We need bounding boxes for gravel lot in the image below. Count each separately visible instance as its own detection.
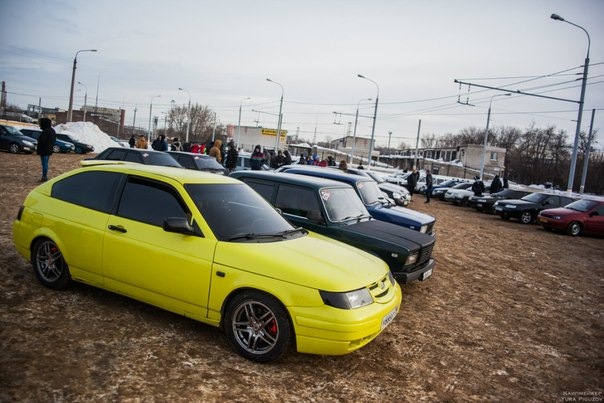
[1,152,602,402]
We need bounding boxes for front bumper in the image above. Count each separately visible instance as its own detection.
[393,258,435,284]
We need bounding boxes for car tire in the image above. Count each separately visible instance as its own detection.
[75,146,83,154]
[566,221,582,236]
[52,144,61,153]
[500,212,510,220]
[32,238,72,289]
[520,211,533,224]
[9,143,20,153]
[224,291,292,363]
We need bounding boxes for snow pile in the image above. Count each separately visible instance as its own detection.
[53,122,125,154]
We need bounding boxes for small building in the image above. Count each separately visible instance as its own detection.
[230,125,287,152]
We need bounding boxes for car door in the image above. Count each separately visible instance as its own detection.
[585,203,604,234]
[102,175,214,320]
[274,184,328,235]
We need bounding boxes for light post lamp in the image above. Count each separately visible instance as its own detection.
[178,87,191,143]
[357,74,379,166]
[77,81,88,122]
[237,97,251,148]
[350,98,372,164]
[551,13,590,193]
[67,49,97,122]
[148,94,161,143]
[266,78,284,151]
[480,93,510,179]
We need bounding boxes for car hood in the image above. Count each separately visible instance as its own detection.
[370,204,434,225]
[539,207,576,217]
[214,232,389,292]
[378,182,406,194]
[499,199,535,207]
[341,220,434,250]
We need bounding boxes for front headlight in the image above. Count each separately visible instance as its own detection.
[420,225,428,233]
[404,252,419,266]
[551,215,562,220]
[23,141,34,147]
[505,204,517,209]
[320,288,373,309]
[392,192,401,199]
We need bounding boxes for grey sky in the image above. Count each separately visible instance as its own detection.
[1,0,603,148]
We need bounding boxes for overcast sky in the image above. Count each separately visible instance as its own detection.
[1,0,603,148]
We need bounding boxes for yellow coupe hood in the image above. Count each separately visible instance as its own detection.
[214,232,388,292]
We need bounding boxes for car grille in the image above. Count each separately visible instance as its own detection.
[418,242,434,266]
[367,274,395,302]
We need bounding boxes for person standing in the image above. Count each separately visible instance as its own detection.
[225,141,239,172]
[135,135,148,149]
[424,169,433,203]
[471,176,485,196]
[250,145,265,170]
[37,118,56,182]
[490,175,503,194]
[128,135,136,148]
[209,139,222,163]
[406,169,418,197]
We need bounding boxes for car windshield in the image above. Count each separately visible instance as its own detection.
[142,153,182,168]
[365,171,384,183]
[522,193,549,203]
[451,182,469,189]
[356,180,387,205]
[564,199,599,212]
[493,189,523,198]
[320,187,370,222]
[4,125,24,135]
[185,183,298,241]
[194,156,224,170]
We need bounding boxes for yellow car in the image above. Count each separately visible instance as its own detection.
[13,163,401,362]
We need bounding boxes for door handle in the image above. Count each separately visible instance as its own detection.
[108,225,127,233]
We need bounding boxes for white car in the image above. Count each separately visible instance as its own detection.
[444,185,487,206]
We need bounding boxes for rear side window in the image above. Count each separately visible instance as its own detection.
[117,177,188,227]
[52,171,123,213]
[275,185,322,221]
[241,179,275,202]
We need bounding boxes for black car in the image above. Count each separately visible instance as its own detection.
[89,147,182,167]
[0,124,37,153]
[231,170,435,283]
[19,128,76,153]
[167,151,228,174]
[494,192,578,224]
[55,133,95,154]
[468,188,534,213]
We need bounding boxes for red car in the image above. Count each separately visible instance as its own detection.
[537,197,604,236]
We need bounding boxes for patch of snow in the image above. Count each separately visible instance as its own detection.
[53,122,127,154]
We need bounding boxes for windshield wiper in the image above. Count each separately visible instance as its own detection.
[340,213,368,223]
[228,228,306,242]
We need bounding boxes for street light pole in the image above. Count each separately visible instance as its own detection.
[67,49,97,122]
[237,97,251,149]
[178,87,191,143]
[148,94,161,144]
[551,13,591,193]
[77,81,88,122]
[480,93,510,179]
[351,98,372,164]
[357,74,379,166]
[266,78,284,151]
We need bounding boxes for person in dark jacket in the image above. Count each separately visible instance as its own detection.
[128,135,136,148]
[490,175,503,194]
[225,141,239,172]
[424,169,433,203]
[406,168,418,196]
[250,145,265,170]
[471,176,485,196]
[283,150,292,165]
[37,117,56,182]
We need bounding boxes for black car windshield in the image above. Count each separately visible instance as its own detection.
[356,180,386,205]
[565,199,598,212]
[522,193,549,203]
[4,125,24,135]
[185,183,298,241]
[194,156,225,170]
[320,187,370,222]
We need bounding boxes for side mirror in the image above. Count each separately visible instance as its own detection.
[163,217,197,235]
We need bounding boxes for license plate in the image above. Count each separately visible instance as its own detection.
[422,268,433,281]
[381,307,398,329]
[538,217,548,223]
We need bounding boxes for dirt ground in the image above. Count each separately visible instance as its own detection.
[0,152,602,402]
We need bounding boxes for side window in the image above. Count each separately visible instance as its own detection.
[275,185,322,221]
[52,171,123,213]
[243,180,275,202]
[546,196,559,207]
[178,156,196,170]
[124,150,142,163]
[105,149,128,161]
[117,177,188,227]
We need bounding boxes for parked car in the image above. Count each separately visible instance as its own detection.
[89,147,182,168]
[55,133,95,154]
[110,135,130,147]
[0,124,37,154]
[444,183,489,206]
[168,151,228,174]
[347,168,411,206]
[428,180,471,200]
[19,128,75,153]
[231,170,436,283]
[537,197,604,236]
[385,171,417,186]
[12,163,401,362]
[278,165,436,235]
[494,192,577,224]
[467,188,534,213]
